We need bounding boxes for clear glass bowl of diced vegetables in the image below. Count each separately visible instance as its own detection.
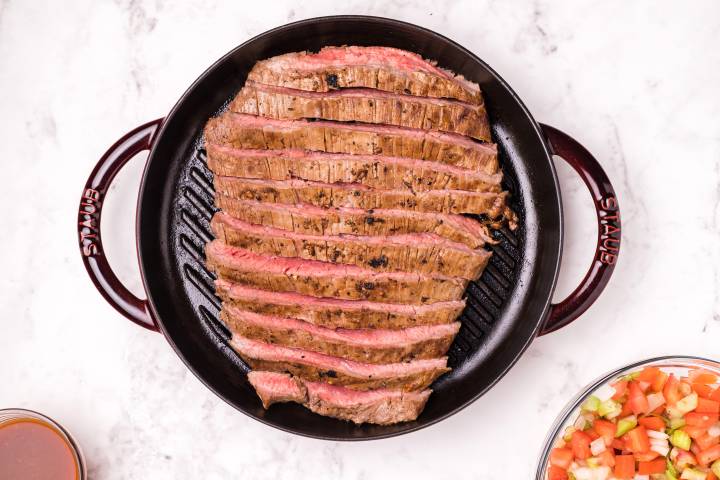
[537,356,720,480]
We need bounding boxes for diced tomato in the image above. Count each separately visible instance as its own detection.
[634,451,660,462]
[709,472,719,480]
[599,449,616,467]
[626,426,650,453]
[620,399,634,417]
[684,425,709,439]
[652,371,669,392]
[664,374,683,406]
[612,380,629,400]
[692,441,702,457]
[676,450,697,468]
[638,366,661,383]
[637,458,666,474]
[571,430,592,460]
[686,412,720,428]
[614,454,635,479]
[547,465,567,480]
[638,416,665,431]
[628,381,649,415]
[550,448,574,469]
[594,419,617,446]
[694,382,716,399]
[586,429,600,441]
[689,369,718,384]
[711,386,720,402]
[696,433,720,451]
[697,444,720,467]
[697,397,720,414]
[612,438,626,451]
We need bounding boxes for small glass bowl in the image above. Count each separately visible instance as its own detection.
[0,408,87,480]
[535,355,720,479]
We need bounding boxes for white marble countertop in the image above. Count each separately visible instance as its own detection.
[2,1,719,478]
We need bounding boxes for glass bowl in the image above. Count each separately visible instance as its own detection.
[535,355,720,479]
[0,408,87,480]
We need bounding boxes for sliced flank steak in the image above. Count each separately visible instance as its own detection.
[247,45,483,105]
[213,176,508,217]
[215,279,465,330]
[222,306,460,364]
[204,113,498,173]
[210,212,490,279]
[215,197,495,249]
[206,145,501,193]
[230,81,491,141]
[247,371,431,425]
[231,335,449,391]
[206,240,467,304]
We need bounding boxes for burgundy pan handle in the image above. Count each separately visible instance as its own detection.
[77,119,164,332]
[538,124,621,335]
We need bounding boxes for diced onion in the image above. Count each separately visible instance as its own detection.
[633,475,649,480]
[650,443,670,457]
[594,384,616,402]
[646,392,666,412]
[590,437,606,455]
[647,429,669,440]
[709,422,720,437]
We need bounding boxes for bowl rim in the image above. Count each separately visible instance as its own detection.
[535,354,720,479]
[0,408,87,479]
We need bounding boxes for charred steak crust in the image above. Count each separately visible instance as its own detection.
[215,280,465,330]
[230,81,491,141]
[221,307,460,364]
[206,144,502,193]
[232,336,449,391]
[246,46,483,105]
[206,241,468,304]
[214,197,495,249]
[210,212,491,280]
[213,176,509,217]
[247,371,431,425]
[204,113,499,174]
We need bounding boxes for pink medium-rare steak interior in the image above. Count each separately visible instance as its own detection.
[224,305,461,347]
[206,145,502,187]
[215,279,465,315]
[212,211,482,255]
[253,46,469,83]
[231,336,448,379]
[212,113,497,156]
[206,240,457,282]
[305,377,430,407]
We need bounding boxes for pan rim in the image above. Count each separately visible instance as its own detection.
[136,14,563,440]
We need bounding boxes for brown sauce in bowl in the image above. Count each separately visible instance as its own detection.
[0,418,78,480]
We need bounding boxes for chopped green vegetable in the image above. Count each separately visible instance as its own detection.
[563,426,576,442]
[581,395,601,413]
[680,468,708,480]
[666,458,678,477]
[586,457,600,468]
[620,371,640,381]
[615,415,638,438]
[712,460,720,478]
[668,418,686,431]
[598,399,622,419]
[670,429,691,450]
[675,392,698,415]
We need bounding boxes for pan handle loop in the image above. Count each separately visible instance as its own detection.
[77,119,164,332]
[538,124,621,335]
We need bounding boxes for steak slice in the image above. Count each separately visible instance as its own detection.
[222,306,460,363]
[247,45,482,105]
[230,81,491,141]
[214,176,508,217]
[215,197,495,249]
[247,371,431,425]
[204,113,498,173]
[211,212,491,279]
[231,335,449,391]
[206,145,501,193]
[206,240,467,304]
[215,279,465,330]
